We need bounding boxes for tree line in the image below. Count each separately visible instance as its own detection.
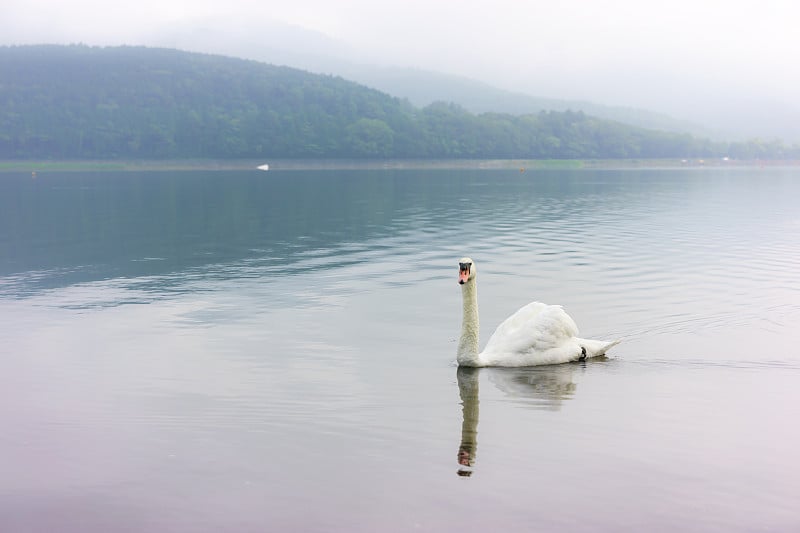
[1,45,798,160]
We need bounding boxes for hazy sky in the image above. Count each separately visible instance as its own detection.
[2,0,799,121]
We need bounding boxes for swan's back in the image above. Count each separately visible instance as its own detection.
[480,302,582,366]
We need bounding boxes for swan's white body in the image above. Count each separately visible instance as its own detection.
[457,257,619,367]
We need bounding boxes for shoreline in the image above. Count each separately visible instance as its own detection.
[1,158,798,172]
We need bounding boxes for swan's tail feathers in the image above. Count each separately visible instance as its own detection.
[578,338,621,358]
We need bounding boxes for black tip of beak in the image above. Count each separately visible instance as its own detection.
[459,280,465,285]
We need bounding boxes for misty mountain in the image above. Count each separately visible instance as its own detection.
[146,19,709,136]
[7,45,774,161]
[145,17,800,143]
[334,66,712,136]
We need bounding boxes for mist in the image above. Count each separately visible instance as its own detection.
[3,0,799,141]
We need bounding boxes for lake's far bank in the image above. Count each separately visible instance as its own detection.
[1,158,798,173]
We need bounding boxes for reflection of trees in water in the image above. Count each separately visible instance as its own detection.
[2,169,617,293]
[456,359,606,477]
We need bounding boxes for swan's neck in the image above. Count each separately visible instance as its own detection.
[458,279,481,366]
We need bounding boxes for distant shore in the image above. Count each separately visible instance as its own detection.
[1,158,798,173]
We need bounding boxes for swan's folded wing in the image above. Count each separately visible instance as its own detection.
[482,302,579,356]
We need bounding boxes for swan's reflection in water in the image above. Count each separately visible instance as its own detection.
[456,359,607,477]
[456,367,480,476]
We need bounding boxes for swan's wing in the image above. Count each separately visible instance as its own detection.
[482,302,579,357]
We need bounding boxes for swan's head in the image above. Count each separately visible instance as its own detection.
[458,257,476,285]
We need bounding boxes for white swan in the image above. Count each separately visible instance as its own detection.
[457,257,619,367]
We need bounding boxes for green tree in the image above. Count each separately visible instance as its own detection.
[345,118,394,157]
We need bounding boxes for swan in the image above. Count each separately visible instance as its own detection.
[457,257,619,367]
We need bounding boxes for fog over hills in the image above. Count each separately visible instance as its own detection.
[13,45,762,161]
[3,1,800,142]
[137,17,709,136]
[143,17,800,143]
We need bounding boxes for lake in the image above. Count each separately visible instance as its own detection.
[1,167,799,532]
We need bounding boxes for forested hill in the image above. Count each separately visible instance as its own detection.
[0,45,795,160]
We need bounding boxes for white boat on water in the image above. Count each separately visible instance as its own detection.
[257,164,270,171]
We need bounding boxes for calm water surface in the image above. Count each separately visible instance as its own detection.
[1,168,799,532]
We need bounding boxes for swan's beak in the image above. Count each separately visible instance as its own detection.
[458,261,472,284]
